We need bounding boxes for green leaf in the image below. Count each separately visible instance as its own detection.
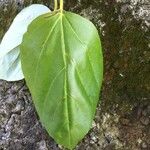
[20,11,103,149]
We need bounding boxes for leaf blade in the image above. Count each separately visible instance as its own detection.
[21,11,103,149]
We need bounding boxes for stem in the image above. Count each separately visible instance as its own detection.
[54,0,58,11]
[60,0,63,11]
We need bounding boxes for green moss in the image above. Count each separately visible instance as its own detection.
[73,0,150,114]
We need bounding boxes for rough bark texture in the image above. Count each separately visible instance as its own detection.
[0,0,150,150]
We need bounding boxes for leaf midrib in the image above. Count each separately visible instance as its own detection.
[60,14,71,147]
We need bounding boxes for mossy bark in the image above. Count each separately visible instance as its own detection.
[0,0,150,150]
